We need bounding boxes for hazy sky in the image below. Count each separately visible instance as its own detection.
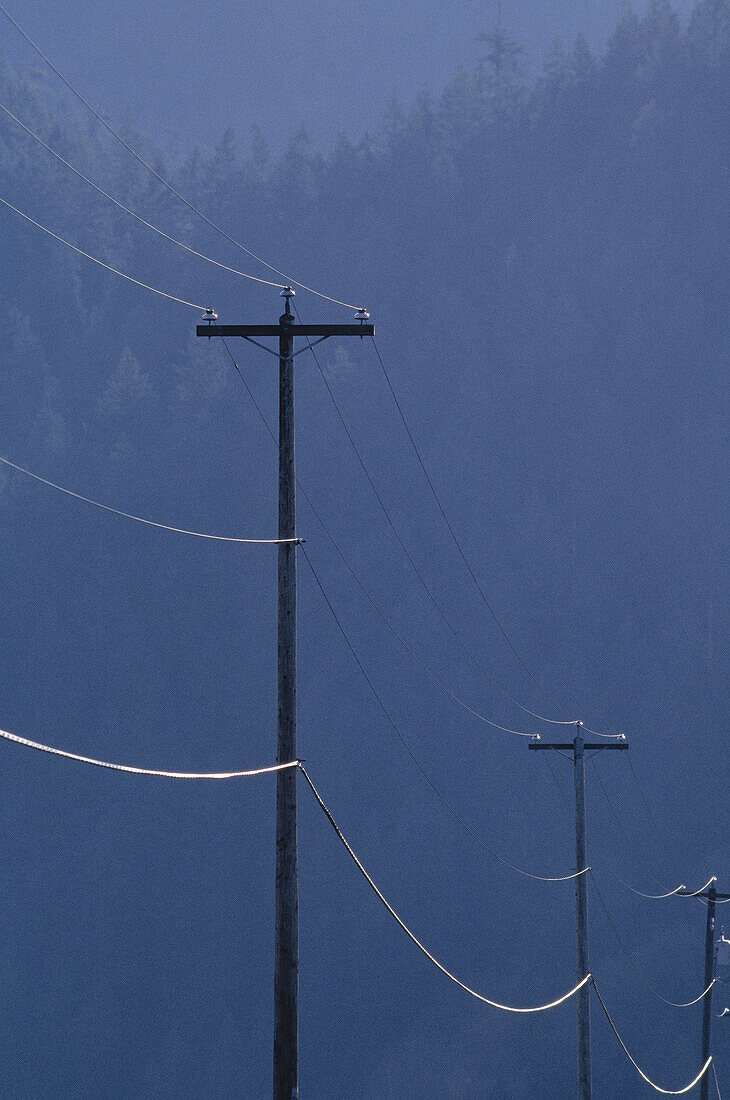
[6,0,697,152]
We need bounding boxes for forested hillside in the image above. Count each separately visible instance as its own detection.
[0,2,727,1096]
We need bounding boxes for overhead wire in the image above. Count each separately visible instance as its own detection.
[0,101,286,289]
[587,755,683,900]
[292,305,573,729]
[370,338,628,743]
[592,980,713,1095]
[0,194,208,311]
[302,545,587,882]
[0,725,296,779]
[219,338,537,737]
[608,876,687,901]
[713,1063,723,1100]
[299,763,592,1010]
[0,2,362,312]
[588,869,714,1010]
[369,336,572,718]
[220,338,585,883]
[682,877,718,898]
[0,456,299,543]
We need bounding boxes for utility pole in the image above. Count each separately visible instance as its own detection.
[530,721,628,1100]
[197,290,374,1100]
[677,880,730,1100]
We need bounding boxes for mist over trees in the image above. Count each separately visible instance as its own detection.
[0,1,727,1095]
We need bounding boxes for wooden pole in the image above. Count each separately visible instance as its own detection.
[699,885,716,1100]
[274,292,298,1100]
[574,726,592,1100]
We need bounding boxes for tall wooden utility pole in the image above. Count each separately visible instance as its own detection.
[677,880,729,1100]
[530,722,628,1100]
[197,290,374,1100]
[275,294,297,1100]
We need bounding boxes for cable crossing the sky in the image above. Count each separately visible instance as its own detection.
[299,764,592,1010]
[370,336,570,717]
[592,980,713,1094]
[588,869,717,1011]
[0,1,364,313]
[219,339,541,738]
[220,336,595,881]
[0,101,286,290]
[0,725,297,779]
[0,194,209,311]
[0,456,300,543]
[370,337,629,743]
[291,306,575,730]
[302,545,590,883]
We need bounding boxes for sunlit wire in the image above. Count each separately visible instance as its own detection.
[0,725,296,779]
[0,101,286,289]
[592,980,713,1094]
[0,194,208,310]
[300,763,592,1009]
[0,1,363,311]
[0,456,297,543]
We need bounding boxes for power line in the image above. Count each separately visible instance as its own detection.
[0,1,363,312]
[683,877,719,899]
[292,306,573,729]
[299,763,592,1010]
[0,725,297,779]
[219,338,542,738]
[588,756,682,899]
[0,193,208,311]
[221,336,593,882]
[369,335,572,718]
[592,980,713,1095]
[713,1062,723,1100]
[302,545,586,882]
[370,338,629,744]
[0,455,299,543]
[608,876,687,901]
[0,101,286,290]
[589,869,714,1011]
[220,339,590,881]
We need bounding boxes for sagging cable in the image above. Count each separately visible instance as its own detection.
[0,195,210,311]
[592,980,713,1095]
[0,102,285,289]
[299,764,591,1012]
[609,872,687,900]
[0,726,297,779]
[0,456,299,543]
[0,2,363,313]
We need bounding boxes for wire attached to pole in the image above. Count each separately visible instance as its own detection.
[293,307,572,728]
[592,980,713,1095]
[0,101,286,289]
[0,194,210,311]
[0,1,363,312]
[219,339,584,883]
[299,763,591,1011]
[0,725,296,779]
[0,456,299,543]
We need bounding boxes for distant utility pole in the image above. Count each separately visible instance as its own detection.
[677,880,730,1100]
[197,290,374,1100]
[530,722,628,1100]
